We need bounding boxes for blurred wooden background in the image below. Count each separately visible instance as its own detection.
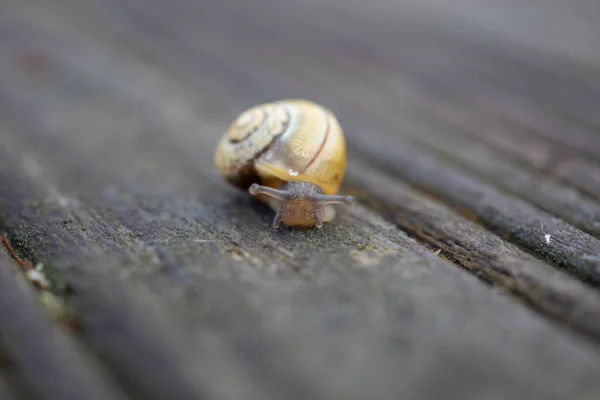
[1,0,600,399]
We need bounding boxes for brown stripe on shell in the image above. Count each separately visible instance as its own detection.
[305,109,331,170]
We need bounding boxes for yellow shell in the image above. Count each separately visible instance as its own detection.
[214,99,347,195]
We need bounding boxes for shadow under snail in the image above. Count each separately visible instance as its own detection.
[214,99,354,228]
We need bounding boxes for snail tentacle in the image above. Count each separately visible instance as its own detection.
[249,183,289,200]
[314,210,323,228]
[272,208,284,228]
[312,194,355,206]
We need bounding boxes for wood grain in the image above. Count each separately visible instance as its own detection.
[346,160,600,340]
[1,0,600,399]
[0,374,17,400]
[0,256,128,400]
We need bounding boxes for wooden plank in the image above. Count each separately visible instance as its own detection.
[313,0,600,68]
[346,160,600,340]
[0,374,17,400]
[3,0,596,282]
[341,45,600,203]
[3,161,600,400]
[64,256,237,400]
[192,0,600,140]
[1,348,40,400]
[0,365,39,400]
[0,255,129,400]
[403,88,600,202]
[1,1,600,399]
[349,136,600,285]
[338,8,600,137]
[393,108,600,238]
[64,250,600,400]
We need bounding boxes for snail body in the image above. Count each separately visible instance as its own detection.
[214,99,354,228]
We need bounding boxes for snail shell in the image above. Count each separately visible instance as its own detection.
[214,99,354,228]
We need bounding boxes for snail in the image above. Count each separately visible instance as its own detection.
[214,99,354,228]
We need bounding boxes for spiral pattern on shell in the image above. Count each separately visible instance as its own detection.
[214,102,290,186]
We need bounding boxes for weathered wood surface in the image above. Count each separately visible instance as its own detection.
[0,255,128,400]
[1,0,600,399]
